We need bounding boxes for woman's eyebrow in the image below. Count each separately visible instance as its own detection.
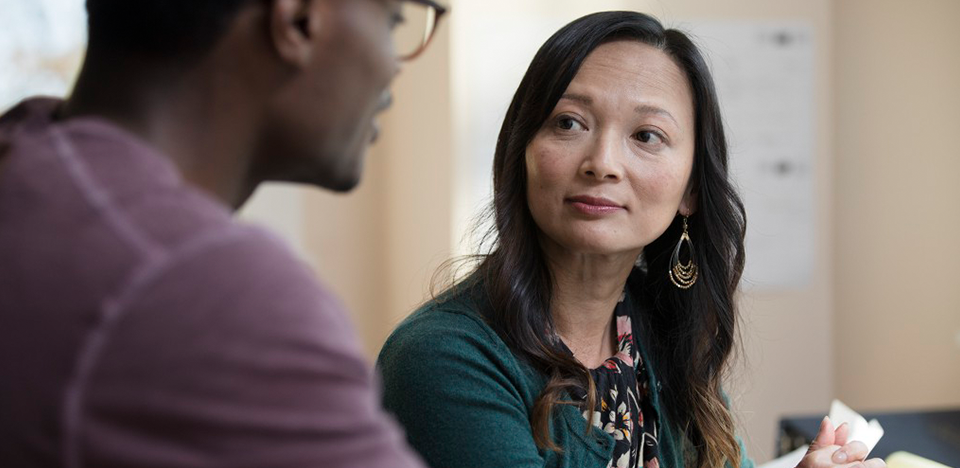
[635,104,679,127]
[559,93,593,105]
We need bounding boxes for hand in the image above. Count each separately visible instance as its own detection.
[796,416,885,468]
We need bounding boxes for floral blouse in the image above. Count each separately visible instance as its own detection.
[563,298,660,468]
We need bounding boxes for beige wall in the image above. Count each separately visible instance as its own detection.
[834,0,960,411]
[300,20,455,359]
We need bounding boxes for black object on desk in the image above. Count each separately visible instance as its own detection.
[778,408,960,467]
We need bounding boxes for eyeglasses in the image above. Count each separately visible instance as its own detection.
[390,0,447,61]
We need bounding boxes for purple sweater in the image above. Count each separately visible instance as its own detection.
[0,98,424,468]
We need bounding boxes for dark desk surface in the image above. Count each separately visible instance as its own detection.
[778,408,960,467]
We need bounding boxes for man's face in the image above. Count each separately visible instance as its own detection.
[258,0,401,191]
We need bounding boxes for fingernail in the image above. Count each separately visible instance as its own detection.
[833,450,848,463]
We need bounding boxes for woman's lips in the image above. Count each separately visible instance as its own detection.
[566,196,625,215]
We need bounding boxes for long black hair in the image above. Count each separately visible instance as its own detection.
[446,11,746,468]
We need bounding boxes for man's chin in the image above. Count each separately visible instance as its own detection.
[323,172,362,192]
[323,155,365,192]
[279,161,362,193]
[286,135,369,192]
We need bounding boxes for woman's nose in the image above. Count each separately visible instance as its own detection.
[580,133,624,181]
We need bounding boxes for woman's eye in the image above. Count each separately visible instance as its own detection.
[556,117,583,131]
[636,130,664,145]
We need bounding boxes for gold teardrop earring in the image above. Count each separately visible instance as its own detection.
[669,216,698,289]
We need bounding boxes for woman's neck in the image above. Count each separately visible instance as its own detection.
[543,240,640,368]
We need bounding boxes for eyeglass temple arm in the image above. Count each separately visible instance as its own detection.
[409,0,447,16]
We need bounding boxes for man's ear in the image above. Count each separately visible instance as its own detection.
[267,0,320,67]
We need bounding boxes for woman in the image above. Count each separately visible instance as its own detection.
[378,11,881,468]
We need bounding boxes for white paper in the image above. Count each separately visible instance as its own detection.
[828,399,885,456]
[762,400,884,468]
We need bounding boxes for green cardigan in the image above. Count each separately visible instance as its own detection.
[377,286,754,468]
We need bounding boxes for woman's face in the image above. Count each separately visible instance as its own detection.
[525,40,697,258]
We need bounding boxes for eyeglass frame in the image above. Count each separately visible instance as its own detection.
[395,0,448,61]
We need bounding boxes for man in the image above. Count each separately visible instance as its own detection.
[0,0,444,466]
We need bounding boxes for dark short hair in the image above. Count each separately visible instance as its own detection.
[85,0,253,59]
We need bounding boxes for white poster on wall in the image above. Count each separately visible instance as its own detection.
[684,21,817,290]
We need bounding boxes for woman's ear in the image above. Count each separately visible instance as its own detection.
[679,182,698,216]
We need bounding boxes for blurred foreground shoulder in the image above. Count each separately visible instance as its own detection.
[78,225,424,468]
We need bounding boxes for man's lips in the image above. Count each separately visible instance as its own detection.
[370,120,380,143]
[377,90,394,113]
[370,90,393,143]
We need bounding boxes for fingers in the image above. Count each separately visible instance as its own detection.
[831,440,867,464]
[809,416,836,451]
[833,422,850,448]
[798,450,885,468]
[842,458,886,468]
[799,434,884,468]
